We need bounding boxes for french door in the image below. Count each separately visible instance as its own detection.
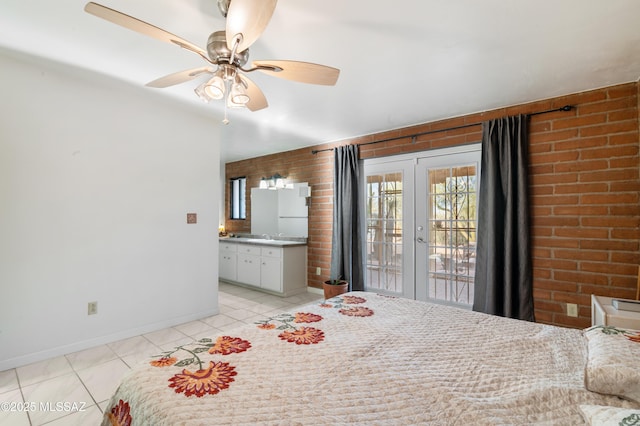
[362,159,415,299]
[362,145,481,307]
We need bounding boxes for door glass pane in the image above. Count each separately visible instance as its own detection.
[427,165,477,305]
[365,172,403,293]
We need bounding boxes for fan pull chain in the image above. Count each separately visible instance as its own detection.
[223,107,229,125]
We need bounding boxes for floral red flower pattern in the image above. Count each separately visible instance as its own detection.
[626,333,640,343]
[319,303,333,308]
[208,336,252,355]
[339,306,374,317]
[294,312,323,323]
[278,327,325,345]
[342,296,366,304]
[257,323,276,330]
[106,399,132,426]
[168,361,237,397]
[149,357,177,367]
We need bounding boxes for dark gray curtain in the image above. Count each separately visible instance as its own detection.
[473,115,534,321]
[330,145,364,291]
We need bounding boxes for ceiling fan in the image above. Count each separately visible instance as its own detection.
[84,0,340,122]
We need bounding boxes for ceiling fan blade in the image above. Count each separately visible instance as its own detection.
[146,67,214,88]
[84,2,208,61]
[226,0,277,53]
[239,74,268,111]
[252,60,340,86]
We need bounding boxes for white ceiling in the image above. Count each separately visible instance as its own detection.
[2,0,640,162]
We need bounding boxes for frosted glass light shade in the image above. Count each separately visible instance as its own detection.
[204,76,225,99]
[230,82,250,104]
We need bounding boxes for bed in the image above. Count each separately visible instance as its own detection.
[102,292,640,425]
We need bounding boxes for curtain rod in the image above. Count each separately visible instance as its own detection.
[311,105,573,155]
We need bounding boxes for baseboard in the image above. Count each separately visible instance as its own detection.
[0,307,219,371]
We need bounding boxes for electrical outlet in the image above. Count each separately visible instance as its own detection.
[88,301,98,315]
[567,303,578,317]
[316,267,321,276]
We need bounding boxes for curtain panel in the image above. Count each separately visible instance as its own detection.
[330,145,364,291]
[473,115,535,321]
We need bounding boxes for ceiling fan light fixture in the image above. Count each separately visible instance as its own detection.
[194,82,212,102]
[83,1,338,119]
[230,82,250,105]
[204,76,225,100]
[226,95,245,109]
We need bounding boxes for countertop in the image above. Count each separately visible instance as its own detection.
[219,237,307,247]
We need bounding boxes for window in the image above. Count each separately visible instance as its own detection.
[230,177,246,219]
[427,165,478,305]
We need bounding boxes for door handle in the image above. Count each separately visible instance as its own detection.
[416,237,426,243]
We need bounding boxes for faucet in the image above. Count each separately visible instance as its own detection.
[262,233,272,240]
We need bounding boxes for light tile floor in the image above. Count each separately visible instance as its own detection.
[0,282,323,426]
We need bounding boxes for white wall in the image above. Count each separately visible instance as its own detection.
[0,49,221,370]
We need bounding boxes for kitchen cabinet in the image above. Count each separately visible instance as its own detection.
[236,244,261,286]
[260,253,282,292]
[219,241,238,281]
[219,240,307,297]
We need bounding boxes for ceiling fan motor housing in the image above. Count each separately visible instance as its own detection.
[207,30,248,67]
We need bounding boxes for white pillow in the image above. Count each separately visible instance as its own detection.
[579,404,640,426]
[584,325,640,403]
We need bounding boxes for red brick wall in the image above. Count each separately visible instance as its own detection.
[225,82,640,328]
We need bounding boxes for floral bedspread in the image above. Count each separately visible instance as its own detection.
[101,292,638,425]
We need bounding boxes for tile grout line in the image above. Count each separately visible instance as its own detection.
[8,285,321,425]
